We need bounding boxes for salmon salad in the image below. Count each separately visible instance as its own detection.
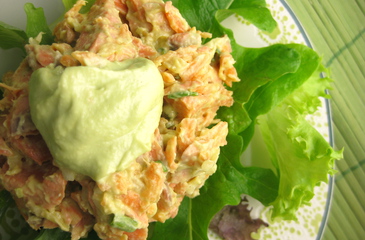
[0,0,239,239]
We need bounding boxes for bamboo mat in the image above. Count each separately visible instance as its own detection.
[284,0,365,239]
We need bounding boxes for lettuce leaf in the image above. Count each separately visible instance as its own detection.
[216,0,277,33]
[0,21,28,51]
[258,66,343,220]
[0,191,13,220]
[217,44,302,136]
[0,0,96,52]
[0,191,40,239]
[148,134,279,240]
[24,3,53,45]
[238,44,325,151]
[170,0,276,40]
[148,1,342,240]
[62,0,96,13]
[260,106,342,219]
[148,46,329,240]
[0,0,342,240]
[0,3,52,52]
[31,228,99,240]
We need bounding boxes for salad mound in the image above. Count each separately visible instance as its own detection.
[0,0,239,239]
[0,0,343,240]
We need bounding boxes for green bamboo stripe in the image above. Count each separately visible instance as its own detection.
[284,0,365,239]
[334,155,365,198]
[322,228,335,240]
[331,89,365,160]
[339,159,365,179]
[332,125,365,191]
[355,0,365,11]
[326,29,365,68]
[328,185,365,238]
[333,165,365,229]
[284,0,365,181]
[330,74,365,180]
[335,163,365,205]
[325,198,356,240]
[325,197,360,240]
[329,39,365,89]
[331,85,365,148]
[329,50,365,103]
[322,0,364,38]
[332,116,365,179]
[335,169,365,222]
[338,1,364,29]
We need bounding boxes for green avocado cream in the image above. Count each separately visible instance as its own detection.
[29,58,164,181]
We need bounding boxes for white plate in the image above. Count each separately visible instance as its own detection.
[0,0,334,239]
[208,0,333,239]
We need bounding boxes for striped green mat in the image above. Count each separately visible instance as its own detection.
[285,0,365,239]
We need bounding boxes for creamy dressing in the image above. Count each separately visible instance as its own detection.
[29,58,164,181]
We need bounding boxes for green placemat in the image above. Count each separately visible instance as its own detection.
[285,0,365,239]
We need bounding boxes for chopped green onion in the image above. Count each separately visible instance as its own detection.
[155,160,168,172]
[165,120,175,129]
[158,47,168,54]
[110,214,139,232]
[167,91,199,99]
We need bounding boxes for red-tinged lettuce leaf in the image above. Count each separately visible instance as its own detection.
[151,16,341,239]
[209,198,269,240]
[197,134,279,207]
[148,134,279,240]
[188,134,279,239]
[149,0,339,239]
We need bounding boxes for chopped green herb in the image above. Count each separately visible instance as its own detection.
[155,160,168,172]
[165,120,175,129]
[167,91,199,99]
[157,47,168,54]
[110,214,139,232]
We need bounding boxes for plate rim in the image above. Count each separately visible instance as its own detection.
[279,1,336,239]
[0,0,336,239]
